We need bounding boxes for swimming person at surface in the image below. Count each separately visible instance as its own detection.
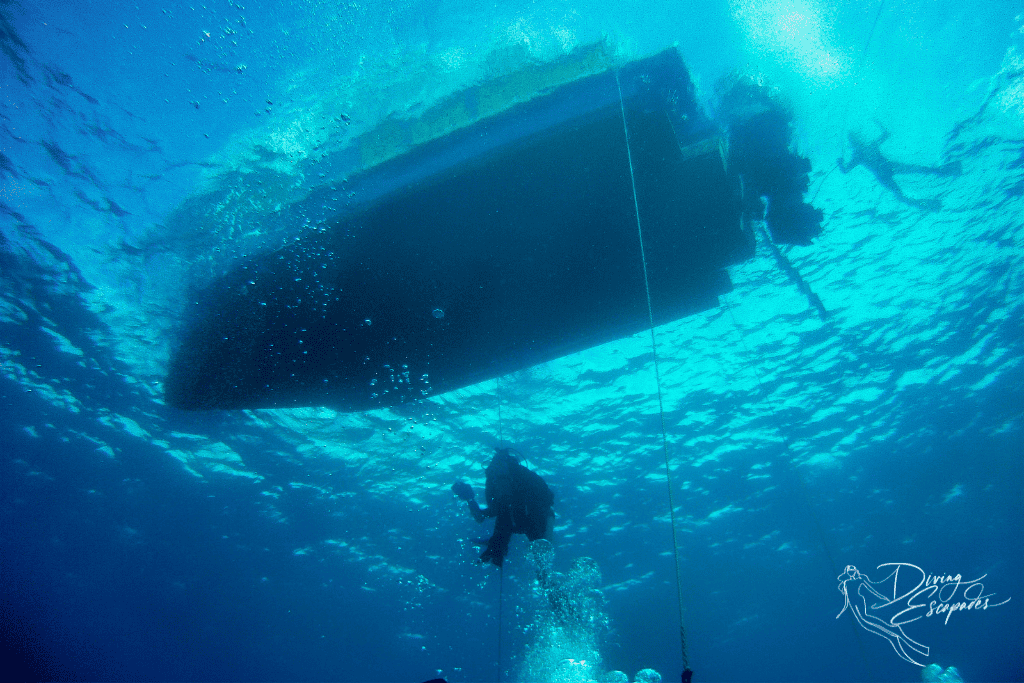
[838,126,961,210]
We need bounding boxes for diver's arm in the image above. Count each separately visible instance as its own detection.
[473,501,499,520]
[468,500,488,523]
[453,480,488,522]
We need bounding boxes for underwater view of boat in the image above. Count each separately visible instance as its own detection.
[165,47,818,411]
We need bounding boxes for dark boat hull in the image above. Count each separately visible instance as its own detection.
[165,49,754,411]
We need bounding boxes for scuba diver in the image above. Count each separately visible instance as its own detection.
[837,127,961,210]
[452,447,554,567]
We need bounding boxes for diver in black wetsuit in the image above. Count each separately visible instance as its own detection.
[452,448,554,567]
[837,128,961,210]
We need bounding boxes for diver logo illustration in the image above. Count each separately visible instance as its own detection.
[836,563,1010,666]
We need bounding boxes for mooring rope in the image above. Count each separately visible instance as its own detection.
[493,375,505,681]
[497,563,504,681]
[809,0,887,202]
[862,0,887,56]
[496,376,504,445]
[616,70,692,679]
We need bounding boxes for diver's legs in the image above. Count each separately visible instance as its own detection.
[871,168,942,211]
[871,169,909,201]
[479,512,514,567]
[890,160,962,177]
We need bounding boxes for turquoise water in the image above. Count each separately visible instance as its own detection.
[1,1,1021,681]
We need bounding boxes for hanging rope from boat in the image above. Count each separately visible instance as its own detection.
[497,564,504,682]
[616,70,693,683]
[496,377,504,445]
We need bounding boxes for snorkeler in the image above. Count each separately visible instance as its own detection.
[837,127,961,210]
[452,447,554,567]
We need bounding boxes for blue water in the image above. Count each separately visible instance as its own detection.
[2,1,1022,681]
